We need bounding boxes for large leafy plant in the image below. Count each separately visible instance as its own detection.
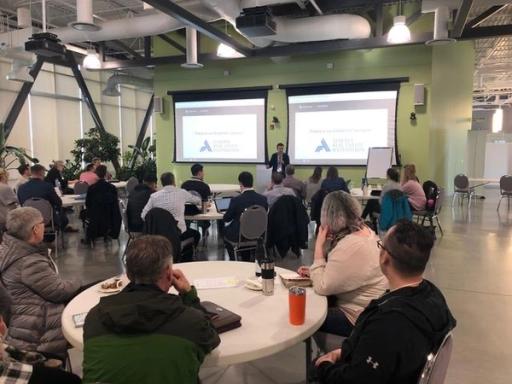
[0,123,39,169]
[70,127,121,173]
[117,137,156,181]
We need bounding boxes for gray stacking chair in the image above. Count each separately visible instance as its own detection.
[415,188,444,236]
[224,205,267,261]
[125,176,139,197]
[417,333,454,384]
[452,174,474,208]
[23,197,62,255]
[73,181,89,195]
[497,175,512,211]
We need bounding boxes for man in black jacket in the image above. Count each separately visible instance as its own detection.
[224,172,267,261]
[267,143,290,176]
[315,220,456,384]
[127,174,157,232]
[17,164,71,231]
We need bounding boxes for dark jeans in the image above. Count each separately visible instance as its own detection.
[29,364,81,384]
[361,199,381,219]
[319,307,354,337]
[180,228,200,262]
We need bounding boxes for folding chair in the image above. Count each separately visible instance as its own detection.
[73,181,89,195]
[452,174,474,208]
[497,175,512,211]
[125,177,139,197]
[119,200,141,247]
[415,188,444,236]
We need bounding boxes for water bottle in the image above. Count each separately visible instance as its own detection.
[260,259,275,296]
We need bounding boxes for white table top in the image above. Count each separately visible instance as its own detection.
[185,207,224,221]
[350,188,379,201]
[209,184,240,194]
[62,261,327,367]
[61,194,86,207]
[468,178,500,184]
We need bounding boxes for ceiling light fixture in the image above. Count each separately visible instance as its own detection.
[216,43,245,58]
[387,15,411,44]
[82,48,101,69]
[492,107,504,133]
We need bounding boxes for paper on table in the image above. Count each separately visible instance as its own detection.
[193,276,240,290]
[279,272,310,281]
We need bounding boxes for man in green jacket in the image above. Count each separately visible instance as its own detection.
[83,235,221,384]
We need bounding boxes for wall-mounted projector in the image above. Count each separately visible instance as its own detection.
[25,32,66,57]
[236,7,276,37]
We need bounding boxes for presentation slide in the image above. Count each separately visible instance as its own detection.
[175,98,266,163]
[288,91,398,165]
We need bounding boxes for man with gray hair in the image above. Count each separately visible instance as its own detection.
[0,207,81,358]
[83,235,220,384]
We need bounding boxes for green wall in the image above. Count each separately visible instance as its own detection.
[154,42,474,191]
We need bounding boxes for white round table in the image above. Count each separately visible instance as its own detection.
[62,261,327,367]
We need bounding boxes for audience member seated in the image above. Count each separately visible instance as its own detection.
[361,167,402,223]
[142,172,201,248]
[223,172,268,261]
[263,172,295,207]
[181,163,212,201]
[45,161,73,195]
[298,192,387,337]
[14,164,30,193]
[0,169,18,232]
[321,166,350,193]
[91,158,112,180]
[127,173,157,233]
[315,221,456,384]
[181,163,212,234]
[83,236,220,384]
[283,165,306,200]
[304,166,323,205]
[17,164,72,232]
[79,164,99,186]
[401,164,427,211]
[0,207,81,359]
[0,285,82,384]
[85,165,121,242]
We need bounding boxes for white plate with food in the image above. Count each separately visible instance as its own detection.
[244,277,262,291]
[98,278,123,294]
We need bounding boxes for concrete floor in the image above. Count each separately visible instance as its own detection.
[57,187,512,384]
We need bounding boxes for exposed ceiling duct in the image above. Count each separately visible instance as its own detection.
[425,6,455,46]
[70,0,100,32]
[102,73,153,97]
[0,47,36,83]
[182,27,203,68]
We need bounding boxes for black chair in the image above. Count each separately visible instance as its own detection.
[73,181,89,195]
[497,175,512,211]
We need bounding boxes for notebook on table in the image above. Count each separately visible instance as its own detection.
[201,301,241,333]
[214,197,231,213]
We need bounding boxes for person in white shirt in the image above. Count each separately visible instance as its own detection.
[141,172,201,247]
[263,172,296,207]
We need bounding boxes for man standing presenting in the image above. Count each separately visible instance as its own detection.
[267,143,290,176]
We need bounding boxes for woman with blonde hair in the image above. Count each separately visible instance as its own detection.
[401,164,426,211]
[0,169,18,232]
[297,191,387,336]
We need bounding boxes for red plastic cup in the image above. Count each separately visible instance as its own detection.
[289,286,306,325]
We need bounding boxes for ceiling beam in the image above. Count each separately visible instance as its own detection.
[462,25,512,39]
[466,5,507,29]
[451,0,474,38]
[105,40,142,59]
[94,32,433,70]
[142,0,253,57]
[158,34,186,54]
